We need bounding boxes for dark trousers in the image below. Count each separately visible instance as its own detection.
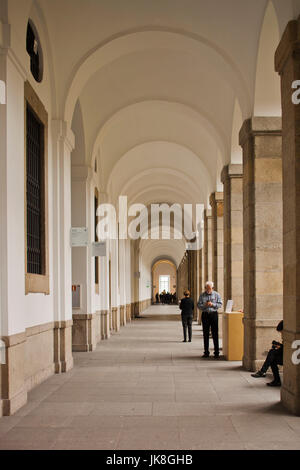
[261,348,283,382]
[182,315,193,341]
[202,311,219,355]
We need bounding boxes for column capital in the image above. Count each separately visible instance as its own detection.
[275,19,299,74]
[239,117,282,147]
[221,164,243,183]
[209,191,223,207]
[52,119,75,152]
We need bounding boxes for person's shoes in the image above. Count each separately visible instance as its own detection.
[182,340,187,342]
[267,380,281,387]
[188,339,192,342]
[214,354,220,359]
[251,371,266,378]
[202,353,209,358]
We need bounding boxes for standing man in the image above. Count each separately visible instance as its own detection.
[179,290,194,342]
[197,281,223,358]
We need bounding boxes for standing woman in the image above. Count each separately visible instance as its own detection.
[179,290,194,342]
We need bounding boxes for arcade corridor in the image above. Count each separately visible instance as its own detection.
[0,305,299,450]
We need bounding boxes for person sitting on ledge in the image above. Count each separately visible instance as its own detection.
[251,320,283,387]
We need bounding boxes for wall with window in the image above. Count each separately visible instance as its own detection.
[152,261,177,301]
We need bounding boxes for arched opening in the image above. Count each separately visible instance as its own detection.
[152,259,177,304]
[254,1,281,116]
[26,20,43,83]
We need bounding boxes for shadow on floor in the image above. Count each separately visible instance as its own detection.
[138,315,181,321]
[260,401,293,416]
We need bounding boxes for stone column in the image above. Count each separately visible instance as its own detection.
[99,193,110,339]
[125,239,132,322]
[275,19,300,415]
[203,209,213,283]
[52,120,75,372]
[221,164,244,311]
[70,164,97,352]
[118,238,126,327]
[239,117,282,372]
[110,239,120,330]
[210,192,224,302]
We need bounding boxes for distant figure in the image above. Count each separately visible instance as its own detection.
[179,290,194,342]
[155,292,159,304]
[197,281,223,358]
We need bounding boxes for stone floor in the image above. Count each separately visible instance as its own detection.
[0,305,300,450]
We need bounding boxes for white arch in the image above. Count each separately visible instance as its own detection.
[254,0,281,116]
[91,100,228,170]
[231,99,243,164]
[64,28,250,125]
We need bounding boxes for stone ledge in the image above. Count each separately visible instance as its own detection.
[72,313,96,320]
[239,117,282,146]
[221,164,243,183]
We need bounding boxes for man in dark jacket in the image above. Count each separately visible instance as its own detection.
[251,320,283,386]
[179,290,194,342]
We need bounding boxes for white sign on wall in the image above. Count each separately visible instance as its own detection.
[0,80,6,105]
[71,227,88,247]
[92,241,106,257]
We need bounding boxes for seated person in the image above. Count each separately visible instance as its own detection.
[251,320,283,387]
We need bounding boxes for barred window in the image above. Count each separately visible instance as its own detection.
[26,21,43,83]
[25,81,49,295]
[26,104,44,275]
[95,191,99,286]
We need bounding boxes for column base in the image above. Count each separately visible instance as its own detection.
[55,320,74,372]
[1,321,73,416]
[100,310,110,339]
[111,307,120,332]
[120,305,126,327]
[281,386,300,416]
[2,388,28,417]
[72,314,97,352]
[126,304,131,323]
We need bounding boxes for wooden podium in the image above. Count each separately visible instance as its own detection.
[223,311,244,361]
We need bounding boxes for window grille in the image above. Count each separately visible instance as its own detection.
[26,22,42,82]
[26,105,44,275]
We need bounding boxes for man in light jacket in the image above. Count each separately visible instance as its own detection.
[197,281,223,358]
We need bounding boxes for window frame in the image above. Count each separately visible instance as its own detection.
[24,80,49,295]
[94,188,99,294]
[159,275,170,293]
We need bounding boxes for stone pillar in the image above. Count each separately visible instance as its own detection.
[118,238,126,327]
[275,19,300,415]
[239,117,282,372]
[221,164,244,311]
[177,251,188,299]
[0,40,28,415]
[125,239,132,322]
[203,209,213,283]
[71,165,97,352]
[210,192,224,302]
[110,239,120,331]
[99,193,110,339]
[52,120,75,373]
